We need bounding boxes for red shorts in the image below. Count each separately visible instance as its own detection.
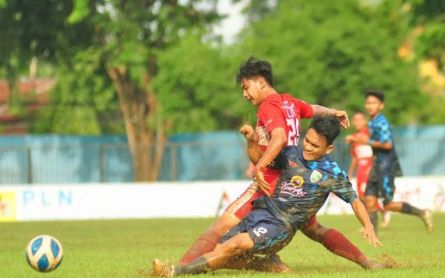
[225,168,317,227]
[356,168,370,199]
[225,168,280,219]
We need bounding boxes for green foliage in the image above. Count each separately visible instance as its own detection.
[154,33,252,133]
[1,0,445,136]
[30,48,121,134]
[236,0,422,124]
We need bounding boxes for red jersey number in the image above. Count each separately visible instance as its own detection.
[286,118,300,146]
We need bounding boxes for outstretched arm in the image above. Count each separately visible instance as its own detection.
[311,105,350,128]
[350,199,383,247]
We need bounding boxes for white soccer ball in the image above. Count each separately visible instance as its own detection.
[25,235,63,272]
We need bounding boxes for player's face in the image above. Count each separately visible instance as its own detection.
[352,113,367,131]
[241,78,262,106]
[365,96,384,118]
[302,128,333,160]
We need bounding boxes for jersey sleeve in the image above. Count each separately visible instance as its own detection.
[326,176,357,204]
[258,102,287,133]
[293,99,313,119]
[377,121,393,144]
[323,166,357,203]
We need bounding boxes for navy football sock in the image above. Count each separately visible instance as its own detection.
[175,257,209,275]
[401,202,423,217]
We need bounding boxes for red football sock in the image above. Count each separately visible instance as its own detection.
[179,230,220,265]
[321,229,368,267]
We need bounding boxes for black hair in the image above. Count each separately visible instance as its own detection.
[308,116,341,146]
[353,110,366,116]
[236,56,274,87]
[365,90,385,102]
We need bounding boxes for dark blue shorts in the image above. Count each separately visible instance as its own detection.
[220,208,294,254]
[365,157,395,206]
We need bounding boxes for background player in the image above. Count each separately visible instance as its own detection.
[152,116,383,277]
[345,111,391,228]
[179,57,378,271]
[354,90,433,233]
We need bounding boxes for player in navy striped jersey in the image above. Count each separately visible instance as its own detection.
[152,116,383,277]
[351,90,433,233]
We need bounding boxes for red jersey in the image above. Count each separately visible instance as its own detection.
[254,93,313,172]
[350,128,373,170]
[229,93,313,217]
[350,128,373,197]
[255,93,313,151]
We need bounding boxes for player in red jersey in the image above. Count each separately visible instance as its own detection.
[179,57,380,271]
[346,112,373,201]
[346,111,391,228]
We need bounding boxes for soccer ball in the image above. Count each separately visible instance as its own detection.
[25,235,63,272]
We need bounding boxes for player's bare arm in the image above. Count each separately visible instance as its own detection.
[311,105,350,128]
[348,156,357,178]
[354,135,393,151]
[252,127,287,195]
[351,199,383,247]
[240,124,263,165]
[368,140,392,150]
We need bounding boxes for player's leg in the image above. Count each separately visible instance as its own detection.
[153,233,254,277]
[364,166,380,233]
[224,253,291,273]
[301,216,382,269]
[154,209,293,277]
[178,182,259,265]
[356,173,366,203]
[361,169,391,228]
[380,175,433,232]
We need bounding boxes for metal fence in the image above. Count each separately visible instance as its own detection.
[0,140,250,184]
[0,136,443,184]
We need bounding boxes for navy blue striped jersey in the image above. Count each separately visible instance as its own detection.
[368,113,402,176]
[255,146,357,230]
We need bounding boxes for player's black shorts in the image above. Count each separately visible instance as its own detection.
[220,208,294,254]
[365,157,395,206]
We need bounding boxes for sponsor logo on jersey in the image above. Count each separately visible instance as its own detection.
[280,181,307,198]
[290,175,304,187]
[310,170,323,183]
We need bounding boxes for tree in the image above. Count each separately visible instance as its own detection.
[65,0,222,181]
[235,0,423,124]
[0,0,113,133]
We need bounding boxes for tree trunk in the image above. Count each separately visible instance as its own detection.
[108,66,165,181]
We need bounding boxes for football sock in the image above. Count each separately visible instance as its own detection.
[175,257,209,275]
[179,230,220,265]
[321,229,369,268]
[401,202,423,217]
[368,211,378,233]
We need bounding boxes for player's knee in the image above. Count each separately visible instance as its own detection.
[228,234,254,254]
[301,221,325,241]
[217,241,248,257]
[210,213,240,235]
[365,197,377,210]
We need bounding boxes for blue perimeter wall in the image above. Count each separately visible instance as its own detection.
[0,125,443,183]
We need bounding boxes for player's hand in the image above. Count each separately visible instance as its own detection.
[335,110,350,129]
[345,135,355,143]
[361,225,383,247]
[253,169,271,196]
[240,124,255,141]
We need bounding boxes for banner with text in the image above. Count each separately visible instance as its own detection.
[0,177,443,222]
